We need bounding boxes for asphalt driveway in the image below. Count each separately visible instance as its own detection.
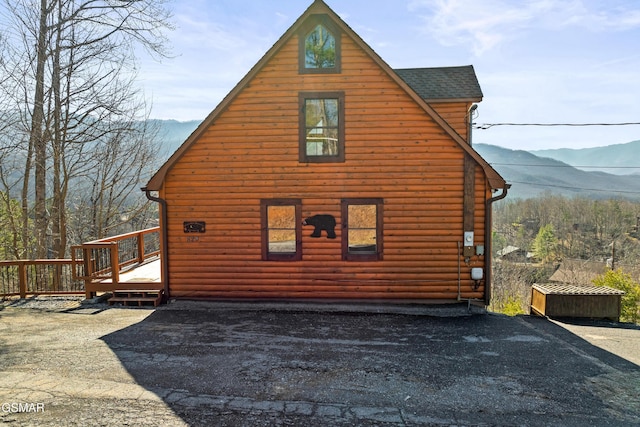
[0,298,639,426]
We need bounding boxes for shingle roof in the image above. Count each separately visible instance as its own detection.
[394,66,483,101]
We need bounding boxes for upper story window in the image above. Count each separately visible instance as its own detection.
[299,92,345,163]
[261,199,302,261]
[299,16,341,74]
[305,25,336,69]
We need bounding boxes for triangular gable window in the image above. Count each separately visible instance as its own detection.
[299,15,341,74]
[305,25,336,69]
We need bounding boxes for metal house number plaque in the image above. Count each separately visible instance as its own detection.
[184,221,206,233]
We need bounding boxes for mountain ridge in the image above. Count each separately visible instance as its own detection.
[474,143,640,200]
[530,140,640,175]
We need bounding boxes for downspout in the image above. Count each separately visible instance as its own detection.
[457,241,461,301]
[467,104,478,146]
[143,187,170,301]
[484,184,510,305]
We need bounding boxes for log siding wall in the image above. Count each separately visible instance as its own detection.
[161,33,489,300]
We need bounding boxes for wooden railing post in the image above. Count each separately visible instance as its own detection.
[18,261,27,299]
[53,263,61,292]
[83,246,95,299]
[110,242,120,286]
[137,231,145,264]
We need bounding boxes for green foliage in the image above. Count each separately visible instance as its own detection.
[532,224,559,263]
[593,269,640,323]
[494,195,640,264]
[492,231,507,257]
[501,298,527,316]
[0,192,26,260]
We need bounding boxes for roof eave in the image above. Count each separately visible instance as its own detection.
[424,97,483,104]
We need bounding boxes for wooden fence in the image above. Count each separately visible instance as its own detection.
[0,259,84,297]
[0,227,161,299]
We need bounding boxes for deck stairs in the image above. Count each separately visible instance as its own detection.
[108,289,164,307]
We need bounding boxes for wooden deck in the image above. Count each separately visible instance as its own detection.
[74,227,163,300]
[85,259,164,294]
[115,259,162,284]
[102,259,163,306]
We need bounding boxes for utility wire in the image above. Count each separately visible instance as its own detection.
[474,122,640,129]
[490,163,640,169]
[508,180,640,195]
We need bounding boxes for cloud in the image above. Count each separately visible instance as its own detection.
[173,14,248,53]
[408,0,640,56]
[581,8,640,30]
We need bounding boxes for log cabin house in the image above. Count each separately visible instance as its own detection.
[143,0,509,304]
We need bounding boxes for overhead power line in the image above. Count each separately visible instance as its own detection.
[508,180,640,195]
[490,163,640,170]
[475,122,640,130]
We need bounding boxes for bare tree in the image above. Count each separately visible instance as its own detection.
[69,117,159,243]
[0,0,173,258]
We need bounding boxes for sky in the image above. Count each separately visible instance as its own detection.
[138,0,640,151]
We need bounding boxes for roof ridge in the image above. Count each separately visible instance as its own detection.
[394,65,474,71]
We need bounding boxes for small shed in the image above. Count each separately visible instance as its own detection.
[143,0,508,304]
[531,283,624,321]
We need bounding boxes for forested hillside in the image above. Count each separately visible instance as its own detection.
[475,144,640,200]
[490,194,640,317]
[532,140,640,175]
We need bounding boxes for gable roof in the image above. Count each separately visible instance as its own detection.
[395,66,483,102]
[145,0,506,191]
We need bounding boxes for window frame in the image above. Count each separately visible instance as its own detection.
[299,91,345,163]
[341,198,384,261]
[298,15,341,74]
[261,199,302,261]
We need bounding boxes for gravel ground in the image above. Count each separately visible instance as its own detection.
[1,297,639,426]
[0,294,142,313]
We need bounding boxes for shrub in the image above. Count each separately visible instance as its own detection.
[501,298,527,316]
[593,269,640,323]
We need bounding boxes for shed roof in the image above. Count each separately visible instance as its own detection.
[395,66,483,102]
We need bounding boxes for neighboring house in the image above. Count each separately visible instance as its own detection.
[496,246,534,263]
[143,0,508,304]
[550,259,640,285]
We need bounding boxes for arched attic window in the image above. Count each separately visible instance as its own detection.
[299,16,341,73]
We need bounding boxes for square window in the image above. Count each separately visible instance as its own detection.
[299,92,345,163]
[341,199,383,261]
[261,199,302,261]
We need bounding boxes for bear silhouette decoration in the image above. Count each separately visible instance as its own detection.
[302,214,337,239]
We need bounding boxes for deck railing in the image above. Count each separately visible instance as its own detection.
[72,227,161,298]
[0,259,84,297]
[0,227,161,299]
